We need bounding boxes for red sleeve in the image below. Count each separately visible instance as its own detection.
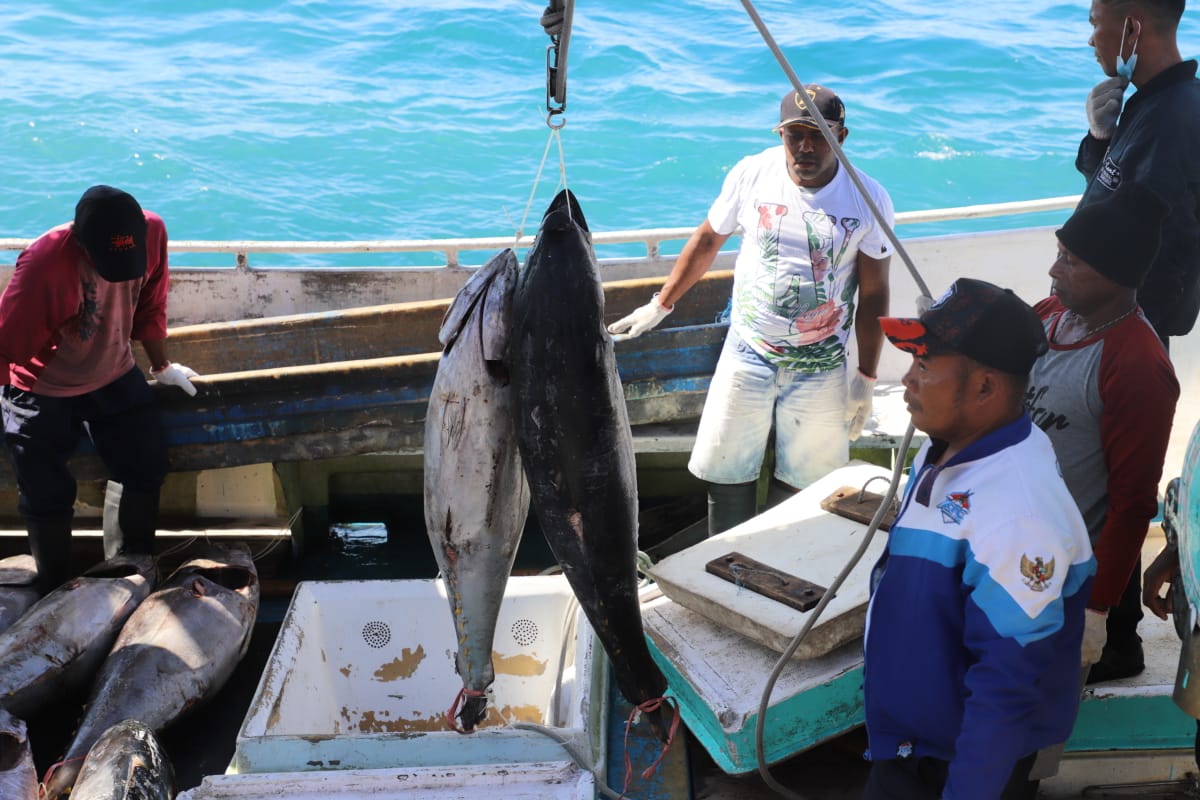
[0,228,83,382]
[1033,296,1062,320]
[130,212,170,342]
[1088,317,1180,608]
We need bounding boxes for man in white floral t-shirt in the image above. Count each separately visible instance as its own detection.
[610,85,893,535]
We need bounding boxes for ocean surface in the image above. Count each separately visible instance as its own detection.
[3,1,1199,260]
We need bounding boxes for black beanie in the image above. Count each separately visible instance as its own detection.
[1056,182,1169,289]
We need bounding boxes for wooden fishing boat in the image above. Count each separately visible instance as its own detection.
[6,196,1148,553]
[5,196,1200,797]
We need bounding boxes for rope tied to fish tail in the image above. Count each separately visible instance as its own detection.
[444,686,487,734]
[39,754,87,797]
[619,695,682,798]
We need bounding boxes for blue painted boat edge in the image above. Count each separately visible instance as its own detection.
[1065,692,1196,753]
[645,636,865,775]
[605,666,693,799]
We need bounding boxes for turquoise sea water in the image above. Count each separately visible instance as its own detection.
[3,1,1199,252]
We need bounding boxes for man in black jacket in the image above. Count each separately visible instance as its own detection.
[1078,0,1200,343]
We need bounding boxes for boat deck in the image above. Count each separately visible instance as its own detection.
[11,526,1200,798]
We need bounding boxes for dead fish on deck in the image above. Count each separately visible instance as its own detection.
[68,719,175,800]
[0,554,156,720]
[509,189,670,738]
[0,555,39,635]
[0,708,36,800]
[41,545,257,800]
[424,248,531,731]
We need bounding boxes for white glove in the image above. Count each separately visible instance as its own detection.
[916,294,934,315]
[607,293,673,340]
[1081,608,1108,667]
[151,363,199,397]
[1086,76,1128,140]
[846,368,876,442]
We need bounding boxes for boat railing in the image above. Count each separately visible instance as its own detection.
[0,195,1080,269]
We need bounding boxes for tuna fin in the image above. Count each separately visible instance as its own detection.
[438,249,518,349]
[480,250,518,362]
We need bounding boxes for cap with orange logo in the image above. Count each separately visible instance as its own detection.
[73,185,148,282]
[880,278,1048,376]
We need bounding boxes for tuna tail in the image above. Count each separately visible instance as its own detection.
[458,693,489,732]
[616,672,672,742]
[446,688,489,733]
[40,759,79,800]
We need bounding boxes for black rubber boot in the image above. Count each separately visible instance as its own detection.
[102,480,160,560]
[706,481,758,538]
[1086,563,1146,684]
[26,514,73,595]
[764,477,798,510]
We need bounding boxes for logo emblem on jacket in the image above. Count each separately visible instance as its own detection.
[938,491,972,524]
[1097,155,1121,191]
[1020,555,1056,592]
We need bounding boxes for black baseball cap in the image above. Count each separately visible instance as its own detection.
[73,185,148,282]
[773,84,846,131]
[880,278,1048,376]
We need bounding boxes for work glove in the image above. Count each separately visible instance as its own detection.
[1081,608,1108,667]
[607,293,673,340]
[846,368,876,442]
[1086,76,1128,141]
[151,363,199,397]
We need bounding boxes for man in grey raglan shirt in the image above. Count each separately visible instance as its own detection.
[1026,182,1179,687]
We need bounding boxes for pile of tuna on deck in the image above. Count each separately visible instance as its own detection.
[425,189,671,738]
[0,545,259,799]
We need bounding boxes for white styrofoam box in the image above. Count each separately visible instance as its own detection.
[231,576,606,775]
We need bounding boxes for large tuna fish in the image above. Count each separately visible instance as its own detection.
[424,248,531,732]
[68,720,175,800]
[0,554,156,719]
[0,708,36,800]
[509,189,670,738]
[42,545,257,800]
[0,555,39,635]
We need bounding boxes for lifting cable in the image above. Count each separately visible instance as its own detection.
[515,0,576,244]
[736,1,927,796]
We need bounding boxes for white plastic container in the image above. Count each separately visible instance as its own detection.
[229,576,605,776]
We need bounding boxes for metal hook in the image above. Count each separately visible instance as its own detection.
[541,1,572,125]
[545,44,567,126]
[859,474,892,503]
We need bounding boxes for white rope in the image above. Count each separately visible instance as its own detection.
[515,126,571,245]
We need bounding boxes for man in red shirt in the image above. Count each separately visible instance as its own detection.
[0,186,198,592]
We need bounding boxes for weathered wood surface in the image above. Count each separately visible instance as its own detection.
[0,272,733,489]
[132,271,733,374]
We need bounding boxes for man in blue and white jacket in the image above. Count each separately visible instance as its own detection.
[862,278,1096,799]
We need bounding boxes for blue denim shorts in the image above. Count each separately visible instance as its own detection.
[688,331,848,489]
